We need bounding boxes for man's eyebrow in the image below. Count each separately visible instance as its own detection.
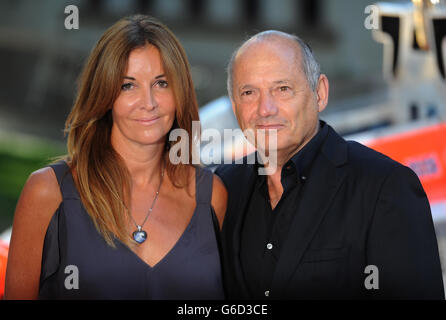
[239,80,292,88]
[239,84,255,90]
[272,79,292,84]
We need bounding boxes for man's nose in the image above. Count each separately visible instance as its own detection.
[257,91,278,117]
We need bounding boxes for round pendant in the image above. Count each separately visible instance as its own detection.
[133,229,147,244]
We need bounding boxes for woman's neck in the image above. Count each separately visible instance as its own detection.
[111,135,165,189]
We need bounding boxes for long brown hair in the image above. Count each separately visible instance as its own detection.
[64,15,199,247]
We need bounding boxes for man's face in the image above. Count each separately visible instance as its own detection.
[231,39,326,156]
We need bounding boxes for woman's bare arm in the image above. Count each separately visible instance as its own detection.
[4,167,61,299]
[211,174,228,230]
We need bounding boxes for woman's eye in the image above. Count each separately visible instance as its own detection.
[155,80,168,88]
[121,82,134,91]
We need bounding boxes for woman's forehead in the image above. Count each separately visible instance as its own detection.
[125,45,164,76]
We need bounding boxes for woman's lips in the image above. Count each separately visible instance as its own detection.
[134,117,160,126]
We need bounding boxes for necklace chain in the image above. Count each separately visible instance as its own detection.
[129,164,164,231]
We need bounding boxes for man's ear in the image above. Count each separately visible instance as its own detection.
[230,98,236,114]
[316,74,329,113]
[230,98,244,130]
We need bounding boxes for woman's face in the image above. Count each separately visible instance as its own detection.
[111,45,176,148]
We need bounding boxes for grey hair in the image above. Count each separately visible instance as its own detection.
[226,30,321,98]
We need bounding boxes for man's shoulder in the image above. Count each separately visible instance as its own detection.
[344,139,411,178]
[324,131,421,194]
[324,124,407,175]
[346,140,399,166]
[214,162,250,177]
[214,161,254,186]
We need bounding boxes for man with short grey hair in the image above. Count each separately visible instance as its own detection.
[215,30,444,299]
[226,31,321,96]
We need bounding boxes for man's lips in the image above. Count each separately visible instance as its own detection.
[255,124,285,130]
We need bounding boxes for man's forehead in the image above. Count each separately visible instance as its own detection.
[235,37,302,66]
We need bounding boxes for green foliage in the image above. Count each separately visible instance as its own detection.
[0,132,65,231]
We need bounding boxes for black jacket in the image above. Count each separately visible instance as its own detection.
[215,124,444,299]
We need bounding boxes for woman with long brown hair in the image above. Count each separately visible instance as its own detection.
[4,15,227,299]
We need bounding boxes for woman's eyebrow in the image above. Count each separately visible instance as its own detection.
[122,74,165,80]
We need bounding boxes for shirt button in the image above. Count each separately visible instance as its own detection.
[301,175,307,181]
[266,243,273,250]
[265,290,270,297]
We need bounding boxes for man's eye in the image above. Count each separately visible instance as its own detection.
[121,83,134,91]
[279,86,290,91]
[241,90,253,96]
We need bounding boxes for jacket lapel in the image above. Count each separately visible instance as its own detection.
[271,127,348,296]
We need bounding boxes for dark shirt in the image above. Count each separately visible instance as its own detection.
[240,121,329,298]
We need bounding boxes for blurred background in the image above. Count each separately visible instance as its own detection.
[0,0,390,229]
[0,0,445,296]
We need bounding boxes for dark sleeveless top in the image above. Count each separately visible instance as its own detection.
[38,161,224,300]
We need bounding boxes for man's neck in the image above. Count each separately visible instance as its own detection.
[261,122,321,207]
[260,122,320,175]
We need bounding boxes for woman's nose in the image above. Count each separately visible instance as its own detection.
[141,88,158,110]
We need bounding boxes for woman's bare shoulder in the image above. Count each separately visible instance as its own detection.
[16,166,62,220]
[28,166,61,198]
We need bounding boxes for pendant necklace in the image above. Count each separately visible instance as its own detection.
[130,164,164,244]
